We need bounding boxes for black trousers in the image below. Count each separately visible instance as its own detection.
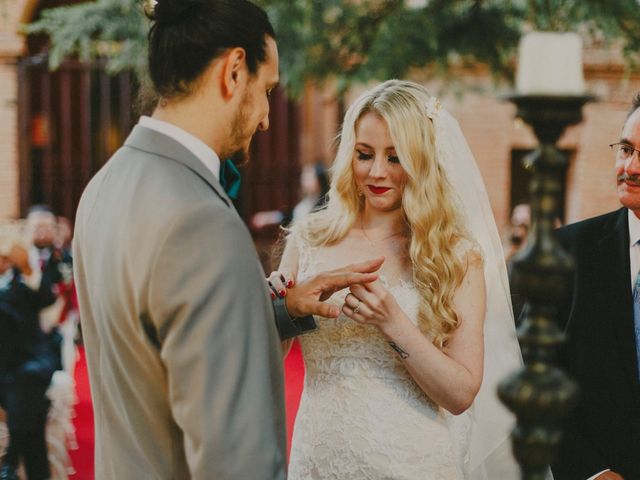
[1,358,54,480]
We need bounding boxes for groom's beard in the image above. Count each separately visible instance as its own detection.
[219,146,248,165]
[228,150,247,166]
[223,95,253,166]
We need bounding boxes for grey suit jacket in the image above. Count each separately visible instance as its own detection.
[73,125,287,479]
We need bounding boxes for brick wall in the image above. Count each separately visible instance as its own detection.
[567,102,624,222]
[0,0,31,220]
[447,90,518,229]
[0,60,19,219]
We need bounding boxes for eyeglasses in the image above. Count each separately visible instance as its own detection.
[610,142,640,160]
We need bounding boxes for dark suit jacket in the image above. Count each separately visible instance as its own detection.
[0,267,58,380]
[553,208,640,479]
[36,246,72,281]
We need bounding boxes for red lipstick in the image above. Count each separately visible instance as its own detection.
[367,185,391,194]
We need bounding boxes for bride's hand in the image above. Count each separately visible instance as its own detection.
[594,471,624,480]
[342,280,403,330]
[267,271,295,299]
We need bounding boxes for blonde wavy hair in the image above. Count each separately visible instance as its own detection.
[293,79,475,348]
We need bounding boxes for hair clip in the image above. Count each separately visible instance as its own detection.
[425,96,441,120]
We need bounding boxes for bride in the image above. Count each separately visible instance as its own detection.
[271,80,523,479]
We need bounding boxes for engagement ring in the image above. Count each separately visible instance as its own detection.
[353,301,361,314]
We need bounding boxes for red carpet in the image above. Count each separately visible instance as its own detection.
[69,348,94,479]
[284,340,305,452]
[67,342,305,479]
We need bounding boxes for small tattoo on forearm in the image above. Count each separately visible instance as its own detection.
[388,341,409,359]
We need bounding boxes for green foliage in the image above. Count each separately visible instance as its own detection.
[359,2,523,88]
[24,0,640,97]
[24,0,148,75]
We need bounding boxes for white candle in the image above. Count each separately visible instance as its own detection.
[516,32,586,95]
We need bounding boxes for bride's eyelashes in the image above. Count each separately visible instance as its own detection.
[356,149,373,160]
[355,149,401,164]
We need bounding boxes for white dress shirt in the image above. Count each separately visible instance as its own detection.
[139,116,221,180]
[0,269,12,291]
[629,209,640,290]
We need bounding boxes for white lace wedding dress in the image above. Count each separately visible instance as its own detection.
[288,233,471,480]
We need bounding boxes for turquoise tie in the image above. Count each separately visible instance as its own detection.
[632,270,640,379]
[219,160,241,200]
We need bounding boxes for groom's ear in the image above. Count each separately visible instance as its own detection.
[220,47,247,101]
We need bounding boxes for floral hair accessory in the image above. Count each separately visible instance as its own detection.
[425,96,441,120]
[144,0,158,17]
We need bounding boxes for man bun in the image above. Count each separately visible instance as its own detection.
[145,0,275,100]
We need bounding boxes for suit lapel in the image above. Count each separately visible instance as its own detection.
[124,125,232,207]
[598,208,640,398]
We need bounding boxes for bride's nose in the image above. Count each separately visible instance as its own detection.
[369,155,388,178]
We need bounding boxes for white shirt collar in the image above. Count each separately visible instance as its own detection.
[0,269,13,291]
[627,209,640,289]
[139,116,220,180]
[628,209,640,247]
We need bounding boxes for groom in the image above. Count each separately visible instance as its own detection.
[73,1,382,479]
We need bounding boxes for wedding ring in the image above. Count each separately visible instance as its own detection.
[353,301,361,315]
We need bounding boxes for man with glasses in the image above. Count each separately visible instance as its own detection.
[553,95,640,480]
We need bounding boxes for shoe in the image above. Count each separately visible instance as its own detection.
[0,464,18,480]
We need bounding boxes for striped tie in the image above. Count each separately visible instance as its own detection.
[633,271,640,380]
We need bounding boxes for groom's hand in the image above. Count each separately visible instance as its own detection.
[284,257,384,319]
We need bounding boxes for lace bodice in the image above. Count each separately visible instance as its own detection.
[287,231,470,480]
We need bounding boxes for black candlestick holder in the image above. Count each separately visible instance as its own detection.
[498,94,593,479]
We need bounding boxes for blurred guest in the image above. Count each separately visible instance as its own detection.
[503,203,531,266]
[0,222,59,480]
[503,203,531,322]
[26,206,73,286]
[55,217,73,254]
[56,216,79,370]
[251,162,329,230]
[26,207,74,368]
